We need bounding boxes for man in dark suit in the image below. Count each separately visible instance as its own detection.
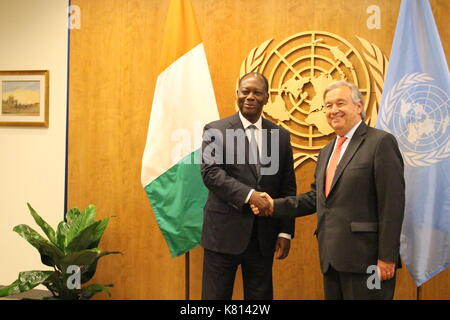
[251,81,405,300]
[200,72,296,300]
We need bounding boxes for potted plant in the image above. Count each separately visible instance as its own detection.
[0,203,121,300]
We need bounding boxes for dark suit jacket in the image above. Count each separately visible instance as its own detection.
[273,122,405,273]
[201,112,296,256]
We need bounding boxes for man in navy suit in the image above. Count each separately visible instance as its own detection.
[201,72,296,300]
[252,81,405,300]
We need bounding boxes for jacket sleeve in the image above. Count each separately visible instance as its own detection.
[273,187,317,219]
[276,131,297,237]
[374,133,405,263]
[273,151,318,219]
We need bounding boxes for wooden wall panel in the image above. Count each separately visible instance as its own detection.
[69,0,449,299]
[421,268,450,300]
[68,0,185,299]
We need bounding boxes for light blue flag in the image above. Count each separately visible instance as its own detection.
[377,0,450,286]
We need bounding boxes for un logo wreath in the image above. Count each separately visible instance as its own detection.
[379,72,450,167]
[238,31,387,168]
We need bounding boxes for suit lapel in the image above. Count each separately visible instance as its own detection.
[261,119,271,158]
[259,119,272,183]
[328,122,368,196]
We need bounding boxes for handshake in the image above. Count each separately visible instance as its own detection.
[249,191,274,216]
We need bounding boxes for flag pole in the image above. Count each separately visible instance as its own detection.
[185,251,190,300]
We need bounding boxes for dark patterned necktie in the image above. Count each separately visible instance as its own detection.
[247,125,260,176]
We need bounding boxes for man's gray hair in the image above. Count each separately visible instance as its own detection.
[323,81,366,120]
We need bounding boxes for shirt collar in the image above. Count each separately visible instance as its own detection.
[238,111,262,130]
[341,120,362,140]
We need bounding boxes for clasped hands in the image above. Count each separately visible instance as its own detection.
[249,191,274,216]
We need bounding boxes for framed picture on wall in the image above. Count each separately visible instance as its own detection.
[0,70,49,127]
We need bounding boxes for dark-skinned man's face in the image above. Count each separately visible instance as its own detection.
[237,75,268,123]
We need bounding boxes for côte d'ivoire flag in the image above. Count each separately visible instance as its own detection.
[377,0,450,286]
[141,0,219,257]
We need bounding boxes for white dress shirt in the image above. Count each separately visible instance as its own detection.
[239,111,262,153]
[327,120,362,170]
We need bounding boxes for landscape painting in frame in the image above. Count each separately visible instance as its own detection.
[0,70,49,127]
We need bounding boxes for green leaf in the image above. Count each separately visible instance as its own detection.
[79,283,113,300]
[66,221,100,252]
[81,251,122,284]
[56,221,70,251]
[18,271,54,292]
[0,271,54,297]
[13,224,64,266]
[65,207,80,226]
[59,248,100,267]
[66,217,110,253]
[81,205,97,224]
[66,205,97,245]
[87,217,110,249]
[0,280,21,296]
[27,203,57,246]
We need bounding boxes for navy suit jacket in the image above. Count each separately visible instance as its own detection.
[201,112,296,256]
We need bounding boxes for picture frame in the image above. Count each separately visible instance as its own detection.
[0,70,49,127]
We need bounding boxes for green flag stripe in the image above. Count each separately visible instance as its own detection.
[144,149,207,257]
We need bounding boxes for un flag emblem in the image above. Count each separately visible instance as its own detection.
[379,73,450,167]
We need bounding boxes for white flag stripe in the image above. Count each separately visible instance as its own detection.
[141,43,219,187]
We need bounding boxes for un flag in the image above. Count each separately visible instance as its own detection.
[377,0,450,286]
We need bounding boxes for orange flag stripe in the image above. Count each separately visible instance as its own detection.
[158,0,202,74]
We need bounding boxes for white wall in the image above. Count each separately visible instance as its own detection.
[0,0,68,285]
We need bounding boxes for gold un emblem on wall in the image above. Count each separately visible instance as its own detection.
[238,31,388,169]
